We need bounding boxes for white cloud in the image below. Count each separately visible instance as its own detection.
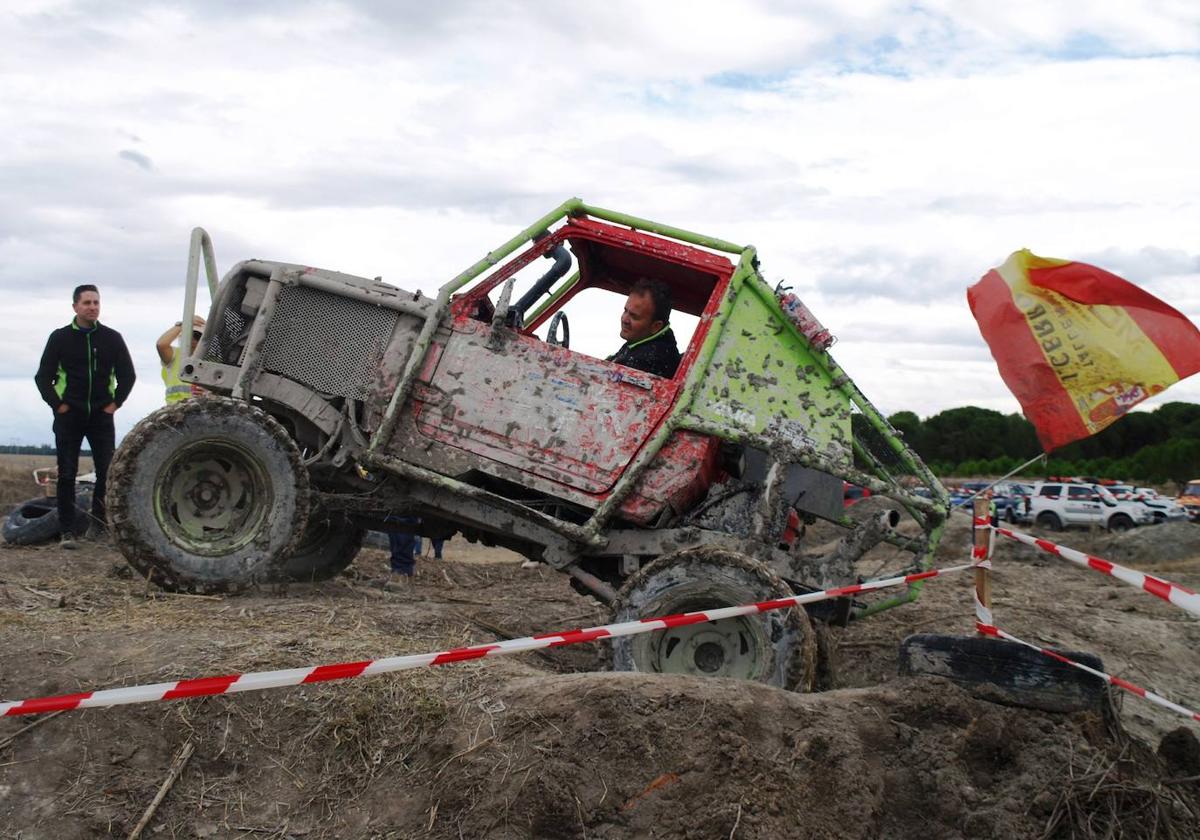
[1,1,1198,444]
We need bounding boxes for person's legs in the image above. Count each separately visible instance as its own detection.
[53,411,85,539]
[431,538,445,560]
[387,531,417,576]
[85,412,116,529]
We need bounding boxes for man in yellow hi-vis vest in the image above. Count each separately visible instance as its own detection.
[155,316,206,403]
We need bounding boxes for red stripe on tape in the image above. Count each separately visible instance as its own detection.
[1035,539,1059,554]
[653,613,712,629]
[1141,576,1172,602]
[1087,556,1114,575]
[756,598,800,612]
[826,584,864,598]
[1110,676,1147,697]
[163,675,239,700]
[303,661,371,683]
[548,628,611,647]
[905,570,940,583]
[431,645,500,665]
[975,622,1000,637]
[1037,648,1073,666]
[8,692,92,715]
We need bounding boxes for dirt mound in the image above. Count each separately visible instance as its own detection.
[2,451,1199,837]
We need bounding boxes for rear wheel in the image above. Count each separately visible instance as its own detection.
[276,504,364,582]
[609,548,815,690]
[1108,514,1134,534]
[108,398,310,593]
[1036,512,1063,531]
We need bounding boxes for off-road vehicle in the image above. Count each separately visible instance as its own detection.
[108,199,949,689]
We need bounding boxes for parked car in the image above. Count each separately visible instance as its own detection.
[1029,481,1154,533]
[1106,484,1186,523]
[1177,479,1200,522]
[1126,486,1189,523]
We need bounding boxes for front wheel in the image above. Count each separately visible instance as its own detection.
[609,548,815,690]
[108,398,310,593]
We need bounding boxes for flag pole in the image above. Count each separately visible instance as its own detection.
[951,452,1047,514]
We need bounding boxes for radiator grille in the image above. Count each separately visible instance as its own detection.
[259,285,398,399]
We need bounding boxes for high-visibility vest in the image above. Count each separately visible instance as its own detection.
[161,356,201,403]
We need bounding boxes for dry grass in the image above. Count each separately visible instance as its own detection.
[0,453,93,508]
[1039,744,1199,839]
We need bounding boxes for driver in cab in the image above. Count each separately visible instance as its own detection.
[608,278,681,379]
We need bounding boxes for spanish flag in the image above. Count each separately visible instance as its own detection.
[968,250,1200,451]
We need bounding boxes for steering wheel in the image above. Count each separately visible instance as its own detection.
[546,311,570,348]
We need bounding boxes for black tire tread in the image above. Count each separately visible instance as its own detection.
[108,398,310,593]
[608,547,815,691]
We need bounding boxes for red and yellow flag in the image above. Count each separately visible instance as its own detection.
[968,249,1200,451]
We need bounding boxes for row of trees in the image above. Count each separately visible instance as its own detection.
[885,401,1200,488]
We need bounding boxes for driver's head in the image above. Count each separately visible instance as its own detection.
[620,278,672,343]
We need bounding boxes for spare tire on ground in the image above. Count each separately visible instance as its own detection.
[3,490,94,546]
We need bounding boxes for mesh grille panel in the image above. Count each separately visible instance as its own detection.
[259,285,398,399]
[205,307,249,366]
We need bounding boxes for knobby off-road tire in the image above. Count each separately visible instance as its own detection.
[2,489,93,545]
[275,503,364,583]
[899,633,1107,713]
[108,398,310,594]
[609,548,816,691]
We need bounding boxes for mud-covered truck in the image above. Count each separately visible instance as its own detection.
[109,198,949,689]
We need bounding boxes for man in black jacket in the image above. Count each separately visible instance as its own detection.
[34,285,136,547]
[608,278,681,379]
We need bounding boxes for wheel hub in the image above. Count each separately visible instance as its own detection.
[641,616,764,681]
[153,441,271,556]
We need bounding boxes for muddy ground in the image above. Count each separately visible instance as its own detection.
[1,460,1199,838]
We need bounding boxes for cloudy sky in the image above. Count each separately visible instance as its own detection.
[2,0,1198,446]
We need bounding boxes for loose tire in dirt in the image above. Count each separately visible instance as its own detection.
[2,489,93,545]
[275,503,364,583]
[608,548,815,690]
[898,633,1107,713]
[107,398,310,593]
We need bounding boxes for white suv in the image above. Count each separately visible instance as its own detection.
[1129,486,1189,523]
[1029,482,1154,533]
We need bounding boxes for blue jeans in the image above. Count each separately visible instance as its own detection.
[388,531,421,575]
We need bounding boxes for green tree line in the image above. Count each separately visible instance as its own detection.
[886,401,1200,489]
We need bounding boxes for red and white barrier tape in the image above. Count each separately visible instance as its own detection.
[976,621,1200,723]
[0,563,971,717]
[992,526,1200,618]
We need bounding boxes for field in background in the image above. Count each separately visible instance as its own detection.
[0,454,92,507]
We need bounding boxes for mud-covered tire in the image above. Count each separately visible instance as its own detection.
[2,490,93,545]
[609,548,815,691]
[108,398,310,593]
[275,504,364,583]
[899,634,1107,713]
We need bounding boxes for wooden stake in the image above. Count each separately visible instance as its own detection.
[973,495,992,635]
[128,739,194,840]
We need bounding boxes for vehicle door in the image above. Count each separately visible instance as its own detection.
[1066,485,1102,524]
[413,220,729,496]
